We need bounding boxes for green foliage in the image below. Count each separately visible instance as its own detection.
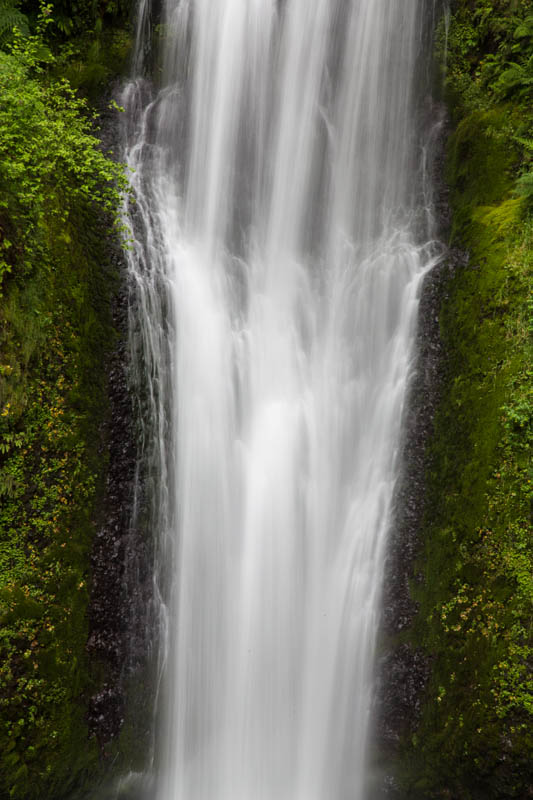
[21,0,131,38]
[515,169,533,203]
[513,134,533,206]
[494,57,533,100]
[0,0,29,46]
[0,1,133,98]
[393,4,533,796]
[437,0,533,212]
[0,335,104,798]
[55,25,132,97]
[19,0,132,41]
[398,193,533,800]
[0,7,127,798]
[404,211,533,797]
[0,36,126,293]
[437,0,533,105]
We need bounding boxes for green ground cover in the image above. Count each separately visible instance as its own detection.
[397,1,533,796]
[0,5,130,797]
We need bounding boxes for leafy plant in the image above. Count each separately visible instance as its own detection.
[513,134,533,206]
[0,8,127,795]
[493,55,533,99]
[0,0,28,47]
[21,0,130,39]
[515,170,533,203]
[0,10,127,294]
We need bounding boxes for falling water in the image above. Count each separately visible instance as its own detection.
[120,1,440,798]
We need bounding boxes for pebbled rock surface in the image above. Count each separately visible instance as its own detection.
[86,88,152,753]
[372,94,469,794]
[86,254,136,749]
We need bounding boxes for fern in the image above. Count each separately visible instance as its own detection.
[514,136,533,153]
[494,55,533,100]
[515,171,533,206]
[514,16,533,41]
[0,1,29,47]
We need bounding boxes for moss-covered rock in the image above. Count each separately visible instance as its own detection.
[390,3,533,796]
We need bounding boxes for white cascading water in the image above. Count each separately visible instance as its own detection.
[120,1,440,798]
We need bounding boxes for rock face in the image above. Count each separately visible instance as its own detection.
[87,252,156,759]
[86,263,135,748]
[372,96,468,791]
[86,95,153,755]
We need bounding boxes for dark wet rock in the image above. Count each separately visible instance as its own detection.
[86,266,137,746]
[374,644,432,752]
[373,96,469,787]
[86,92,150,748]
[87,685,125,752]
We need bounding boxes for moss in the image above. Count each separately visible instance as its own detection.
[0,200,119,799]
[383,4,533,793]
[447,107,521,240]
[393,83,533,800]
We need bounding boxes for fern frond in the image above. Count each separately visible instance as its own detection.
[0,2,29,44]
[515,137,533,153]
[515,171,533,203]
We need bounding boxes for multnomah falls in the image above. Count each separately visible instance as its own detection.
[121,1,440,798]
[3,0,533,796]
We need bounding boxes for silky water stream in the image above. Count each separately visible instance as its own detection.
[119,2,441,798]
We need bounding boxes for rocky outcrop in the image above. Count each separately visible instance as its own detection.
[372,96,468,792]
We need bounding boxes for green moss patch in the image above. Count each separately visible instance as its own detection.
[394,12,533,791]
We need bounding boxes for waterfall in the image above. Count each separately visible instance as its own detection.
[120,2,440,798]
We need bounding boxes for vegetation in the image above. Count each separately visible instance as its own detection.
[396,1,533,796]
[0,3,130,798]
[0,1,131,97]
[1,0,531,798]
